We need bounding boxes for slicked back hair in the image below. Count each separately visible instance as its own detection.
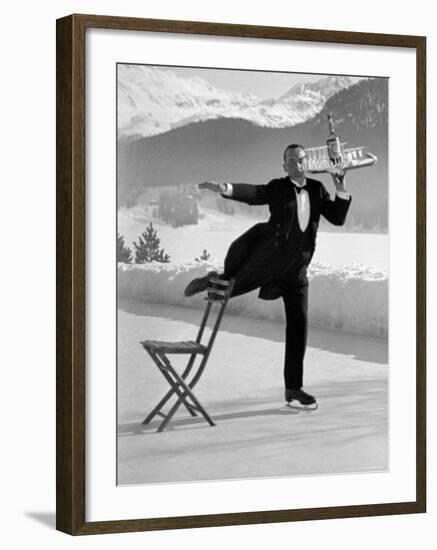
[283,143,306,162]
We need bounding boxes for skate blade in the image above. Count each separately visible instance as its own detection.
[285,400,318,411]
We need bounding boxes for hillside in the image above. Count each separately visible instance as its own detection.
[118,78,388,232]
[118,66,356,138]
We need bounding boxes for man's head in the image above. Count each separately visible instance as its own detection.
[283,144,307,183]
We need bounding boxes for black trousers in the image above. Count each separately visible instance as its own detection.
[222,228,311,390]
[278,283,308,390]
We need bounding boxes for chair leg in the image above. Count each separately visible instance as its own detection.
[143,384,196,424]
[157,387,215,432]
[142,351,199,424]
[156,356,215,433]
[141,349,215,432]
[142,350,197,425]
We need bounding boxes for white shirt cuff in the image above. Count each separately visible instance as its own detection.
[336,190,350,200]
[221,183,233,196]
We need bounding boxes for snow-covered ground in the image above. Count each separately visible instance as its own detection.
[118,206,388,337]
[118,261,388,337]
[117,301,388,485]
[117,204,389,485]
[117,208,388,484]
[118,206,389,269]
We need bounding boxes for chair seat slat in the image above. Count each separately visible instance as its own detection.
[141,339,207,355]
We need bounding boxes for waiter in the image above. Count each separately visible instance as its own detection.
[184,144,351,406]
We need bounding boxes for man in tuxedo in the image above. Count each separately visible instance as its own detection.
[184,144,351,406]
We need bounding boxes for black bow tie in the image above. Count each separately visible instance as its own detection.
[293,183,307,194]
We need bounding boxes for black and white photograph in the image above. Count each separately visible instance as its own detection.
[116,63,389,486]
[2,0,431,544]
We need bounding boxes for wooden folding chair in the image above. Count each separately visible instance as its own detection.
[140,277,235,432]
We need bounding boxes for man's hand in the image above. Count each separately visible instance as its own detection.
[330,170,347,194]
[199,181,226,193]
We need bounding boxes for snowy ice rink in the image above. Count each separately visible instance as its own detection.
[117,301,388,485]
[117,206,388,486]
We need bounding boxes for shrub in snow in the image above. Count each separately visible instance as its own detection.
[117,232,132,264]
[133,223,170,263]
[195,249,211,262]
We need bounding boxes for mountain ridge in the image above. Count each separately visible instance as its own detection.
[118,65,358,138]
[118,78,388,232]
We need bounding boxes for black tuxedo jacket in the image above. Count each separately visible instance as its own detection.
[223,176,351,247]
[222,176,352,299]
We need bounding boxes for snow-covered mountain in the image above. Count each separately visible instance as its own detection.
[118,65,356,138]
[118,78,388,231]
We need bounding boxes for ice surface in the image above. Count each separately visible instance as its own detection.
[117,301,388,484]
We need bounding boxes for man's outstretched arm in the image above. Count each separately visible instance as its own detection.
[199,181,272,206]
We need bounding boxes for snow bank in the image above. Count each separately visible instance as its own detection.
[118,261,388,338]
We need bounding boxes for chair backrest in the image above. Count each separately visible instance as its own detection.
[180,277,234,390]
[195,276,235,353]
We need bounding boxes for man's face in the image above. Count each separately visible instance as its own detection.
[283,147,307,181]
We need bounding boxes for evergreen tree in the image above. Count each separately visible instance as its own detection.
[133,223,170,263]
[195,249,211,262]
[117,232,132,263]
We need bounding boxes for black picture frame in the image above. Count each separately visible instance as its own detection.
[56,13,426,535]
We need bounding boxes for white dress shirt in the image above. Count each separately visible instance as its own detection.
[291,179,310,232]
